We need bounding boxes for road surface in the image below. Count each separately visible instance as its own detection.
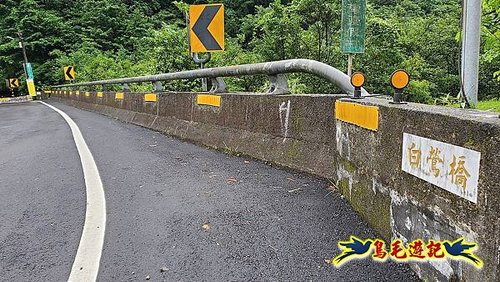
[0,101,418,281]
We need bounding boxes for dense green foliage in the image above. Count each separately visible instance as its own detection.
[0,0,498,102]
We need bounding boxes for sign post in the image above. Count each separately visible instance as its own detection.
[189,3,224,91]
[341,0,367,76]
[6,78,19,96]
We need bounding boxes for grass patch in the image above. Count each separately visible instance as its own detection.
[477,99,500,112]
[445,99,500,112]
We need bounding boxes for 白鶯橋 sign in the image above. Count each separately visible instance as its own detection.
[189,4,224,53]
[402,133,481,203]
[341,0,366,54]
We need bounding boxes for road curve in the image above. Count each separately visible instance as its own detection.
[40,101,106,282]
[0,101,419,281]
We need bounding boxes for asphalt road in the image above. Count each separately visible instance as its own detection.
[0,101,419,281]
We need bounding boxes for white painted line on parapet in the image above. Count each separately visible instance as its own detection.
[39,101,106,282]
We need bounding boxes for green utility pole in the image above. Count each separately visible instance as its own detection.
[17,32,37,99]
[6,32,37,99]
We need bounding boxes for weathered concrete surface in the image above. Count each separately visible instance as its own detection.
[335,98,500,282]
[0,95,32,104]
[52,90,500,281]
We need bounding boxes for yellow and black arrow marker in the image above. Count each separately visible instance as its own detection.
[64,66,75,81]
[8,78,19,88]
[189,4,224,53]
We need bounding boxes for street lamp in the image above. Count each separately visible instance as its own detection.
[5,35,28,79]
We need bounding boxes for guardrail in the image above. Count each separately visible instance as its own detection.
[52,59,369,96]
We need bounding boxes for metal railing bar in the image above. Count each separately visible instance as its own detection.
[52,59,369,96]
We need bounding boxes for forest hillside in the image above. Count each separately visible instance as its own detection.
[0,0,498,104]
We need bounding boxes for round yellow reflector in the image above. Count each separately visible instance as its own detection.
[351,72,366,88]
[390,70,410,90]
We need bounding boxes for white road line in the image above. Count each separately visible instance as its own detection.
[39,101,106,282]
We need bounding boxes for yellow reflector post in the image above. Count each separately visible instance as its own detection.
[351,72,366,87]
[390,70,410,90]
[144,93,157,102]
[75,91,80,96]
[335,100,379,131]
[115,92,124,100]
[197,94,221,107]
[97,92,104,98]
[85,92,90,97]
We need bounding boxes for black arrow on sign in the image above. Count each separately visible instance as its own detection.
[192,5,222,51]
[66,67,74,80]
[10,79,19,88]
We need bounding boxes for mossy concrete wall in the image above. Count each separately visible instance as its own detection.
[52,90,500,281]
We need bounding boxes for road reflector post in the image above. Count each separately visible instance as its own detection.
[97,92,104,98]
[335,100,379,131]
[197,94,221,107]
[115,92,124,100]
[350,72,365,99]
[390,70,410,104]
[144,93,157,102]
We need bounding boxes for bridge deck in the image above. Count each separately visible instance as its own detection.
[0,102,417,281]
